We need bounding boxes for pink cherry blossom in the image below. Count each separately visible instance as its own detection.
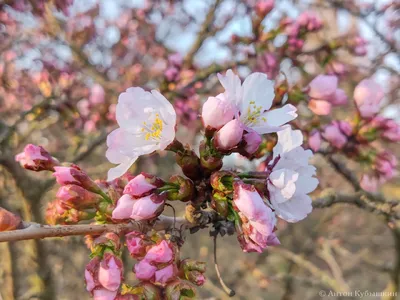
[354,79,384,118]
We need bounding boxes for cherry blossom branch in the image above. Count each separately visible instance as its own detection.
[312,189,400,221]
[0,215,190,243]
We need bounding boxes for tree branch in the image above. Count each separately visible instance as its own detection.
[0,215,190,243]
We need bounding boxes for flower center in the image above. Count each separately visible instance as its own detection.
[141,113,164,141]
[244,101,266,126]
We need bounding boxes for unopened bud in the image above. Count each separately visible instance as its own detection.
[15,144,59,172]
[165,280,197,300]
[211,191,229,218]
[53,165,102,194]
[166,176,195,202]
[176,150,202,180]
[56,184,102,210]
[210,171,234,192]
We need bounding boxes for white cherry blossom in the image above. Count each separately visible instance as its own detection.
[217,70,297,134]
[267,126,318,222]
[106,87,176,181]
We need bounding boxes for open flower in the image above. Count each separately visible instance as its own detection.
[106,87,176,181]
[217,70,297,135]
[233,182,278,253]
[267,126,318,222]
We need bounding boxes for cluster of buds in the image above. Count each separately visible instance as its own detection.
[45,165,107,225]
[112,173,166,221]
[360,151,398,192]
[85,233,124,300]
[282,12,323,52]
[124,233,204,299]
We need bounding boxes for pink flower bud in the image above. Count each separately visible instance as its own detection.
[322,123,347,149]
[255,0,274,17]
[130,194,165,221]
[56,184,101,210]
[165,67,180,82]
[308,75,338,100]
[53,166,101,193]
[123,173,162,197]
[331,89,348,106]
[85,257,100,292]
[168,53,183,68]
[134,259,157,281]
[381,119,400,142]
[144,240,174,263]
[154,264,177,285]
[93,289,118,300]
[15,144,58,172]
[375,151,397,180]
[308,99,332,115]
[125,231,148,258]
[354,79,384,118]
[90,84,105,105]
[201,94,235,130]
[308,130,321,152]
[214,119,244,150]
[112,194,136,220]
[243,131,262,155]
[98,253,123,291]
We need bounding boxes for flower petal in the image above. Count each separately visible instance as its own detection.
[241,72,274,113]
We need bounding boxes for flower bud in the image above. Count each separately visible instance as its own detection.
[53,165,102,194]
[165,280,197,300]
[144,240,174,264]
[98,253,123,291]
[154,264,178,285]
[112,194,135,220]
[243,131,262,155]
[134,259,157,281]
[175,150,202,180]
[308,130,321,152]
[354,79,384,118]
[210,171,234,192]
[166,175,194,202]
[0,207,21,231]
[199,140,223,174]
[211,191,229,218]
[125,231,149,259]
[201,94,235,130]
[322,122,347,149]
[255,0,274,18]
[214,119,244,150]
[186,271,206,286]
[15,144,59,172]
[130,194,165,221]
[123,173,164,197]
[56,184,102,210]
